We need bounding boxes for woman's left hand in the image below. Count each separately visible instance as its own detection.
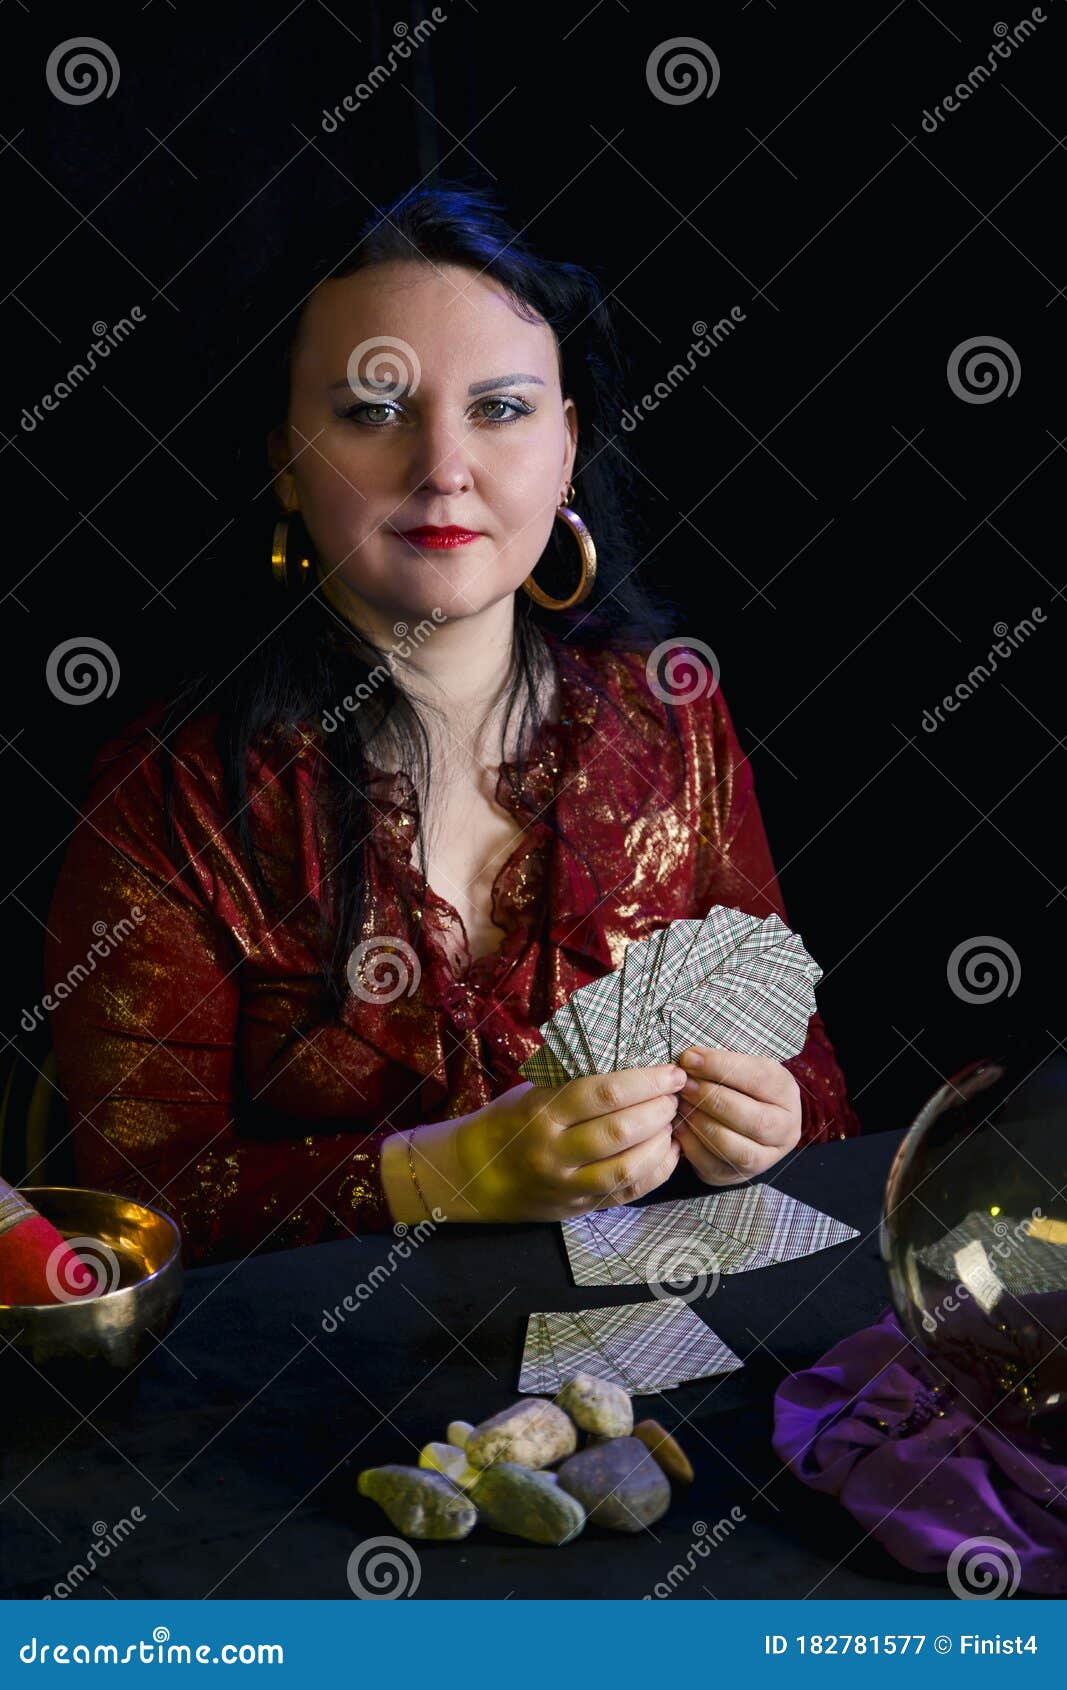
[671,1045,802,1184]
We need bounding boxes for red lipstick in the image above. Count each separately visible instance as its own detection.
[396,525,483,549]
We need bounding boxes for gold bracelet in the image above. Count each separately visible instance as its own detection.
[405,1131,435,1221]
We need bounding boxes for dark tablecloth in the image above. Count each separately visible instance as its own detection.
[3,1126,957,1600]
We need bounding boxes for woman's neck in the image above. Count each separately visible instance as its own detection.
[323,579,554,767]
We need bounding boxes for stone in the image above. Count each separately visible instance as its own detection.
[633,1418,694,1485]
[357,1465,476,1540]
[446,1419,475,1449]
[556,1437,671,1532]
[440,1459,483,1492]
[555,1373,633,1438]
[470,1462,586,1545]
[418,1441,468,1481]
[465,1398,577,1470]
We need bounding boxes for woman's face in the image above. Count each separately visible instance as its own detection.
[269,260,578,625]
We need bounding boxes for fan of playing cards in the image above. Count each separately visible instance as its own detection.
[560,1186,860,1289]
[519,904,822,1088]
[513,905,853,1395]
[518,1298,744,1394]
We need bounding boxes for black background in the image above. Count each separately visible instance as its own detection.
[2,1,1064,1136]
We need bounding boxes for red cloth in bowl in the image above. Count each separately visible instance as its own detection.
[0,1183,99,1305]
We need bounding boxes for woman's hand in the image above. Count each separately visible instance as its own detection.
[671,1046,802,1185]
[451,1064,688,1222]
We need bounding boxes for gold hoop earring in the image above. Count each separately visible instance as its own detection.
[522,483,597,611]
[270,515,313,591]
[270,471,314,591]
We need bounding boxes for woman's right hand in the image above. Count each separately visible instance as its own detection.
[451,1063,688,1222]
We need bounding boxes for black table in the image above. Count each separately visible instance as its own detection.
[3,1127,958,1600]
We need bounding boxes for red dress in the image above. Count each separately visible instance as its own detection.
[45,633,861,1267]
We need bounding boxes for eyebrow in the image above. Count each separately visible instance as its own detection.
[328,372,546,395]
[468,373,546,395]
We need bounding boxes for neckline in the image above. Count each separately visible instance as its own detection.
[365,637,599,986]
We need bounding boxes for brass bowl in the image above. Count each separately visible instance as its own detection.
[0,1186,183,1373]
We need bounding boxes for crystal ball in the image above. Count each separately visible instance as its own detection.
[881,1038,1067,1453]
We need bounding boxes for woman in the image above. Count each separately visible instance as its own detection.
[45,183,861,1268]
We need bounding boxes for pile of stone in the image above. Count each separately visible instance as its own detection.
[358,1373,694,1545]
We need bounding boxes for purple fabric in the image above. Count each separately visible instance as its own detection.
[772,1305,1067,1595]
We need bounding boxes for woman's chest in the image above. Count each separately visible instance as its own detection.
[419,776,532,963]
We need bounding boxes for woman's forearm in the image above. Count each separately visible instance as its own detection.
[379,1115,484,1224]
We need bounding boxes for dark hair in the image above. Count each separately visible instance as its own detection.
[162,178,684,1002]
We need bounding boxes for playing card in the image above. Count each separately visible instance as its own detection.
[568,971,618,1074]
[915,1208,1067,1297]
[616,935,655,1069]
[519,1041,572,1088]
[627,920,700,1067]
[518,1297,743,1392]
[666,955,815,1062]
[541,1014,580,1078]
[518,905,822,1090]
[560,999,596,1076]
[561,1187,859,1288]
[628,926,673,1069]
[558,1214,618,1287]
